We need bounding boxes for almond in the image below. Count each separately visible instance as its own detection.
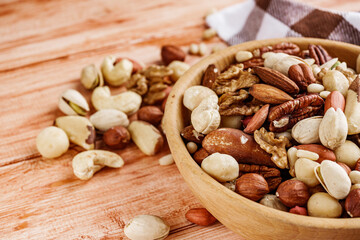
[324,90,345,113]
[249,84,293,104]
[295,144,336,163]
[185,208,217,226]
[137,106,164,125]
[244,104,270,134]
[202,64,219,89]
[161,45,186,65]
[254,67,299,95]
[202,128,275,167]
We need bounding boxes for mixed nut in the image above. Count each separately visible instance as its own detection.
[181,42,360,218]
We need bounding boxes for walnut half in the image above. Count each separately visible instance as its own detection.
[254,127,291,169]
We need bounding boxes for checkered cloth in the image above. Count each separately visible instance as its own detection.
[206,0,360,45]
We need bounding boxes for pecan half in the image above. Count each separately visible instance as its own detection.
[219,90,262,116]
[268,94,324,132]
[288,63,316,91]
[254,128,291,169]
[255,42,300,57]
[309,44,332,65]
[238,164,282,192]
[242,58,264,69]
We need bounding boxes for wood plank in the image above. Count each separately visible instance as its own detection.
[0,145,241,239]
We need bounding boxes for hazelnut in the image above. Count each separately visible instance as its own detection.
[235,173,269,201]
[338,162,351,175]
[161,45,186,65]
[355,158,360,171]
[137,106,163,125]
[276,180,310,208]
[103,126,131,149]
[346,189,360,217]
[193,148,209,165]
[289,206,308,216]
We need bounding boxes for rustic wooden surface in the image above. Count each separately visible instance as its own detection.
[0,0,359,239]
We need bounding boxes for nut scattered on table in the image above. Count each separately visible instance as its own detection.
[185,208,217,226]
[72,150,124,180]
[103,126,131,149]
[90,109,129,131]
[58,89,89,116]
[124,214,170,240]
[36,126,69,158]
[81,64,104,90]
[101,56,133,86]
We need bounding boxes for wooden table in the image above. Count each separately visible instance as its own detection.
[0,0,358,239]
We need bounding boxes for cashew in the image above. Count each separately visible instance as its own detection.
[191,95,220,134]
[72,150,124,180]
[183,85,217,111]
[101,56,133,86]
[91,86,141,115]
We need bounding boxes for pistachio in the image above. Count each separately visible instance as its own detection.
[319,107,348,150]
[319,58,338,70]
[80,64,104,90]
[72,150,124,180]
[89,109,129,132]
[314,160,351,199]
[291,116,322,144]
[55,116,96,150]
[36,126,69,158]
[58,89,89,116]
[124,215,170,240]
[307,192,342,218]
[91,86,141,115]
[101,56,133,86]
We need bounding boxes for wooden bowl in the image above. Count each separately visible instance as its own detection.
[163,38,360,240]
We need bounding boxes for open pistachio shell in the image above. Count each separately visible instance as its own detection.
[80,64,104,90]
[314,160,351,199]
[55,116,95,150]
[59,89,89,116]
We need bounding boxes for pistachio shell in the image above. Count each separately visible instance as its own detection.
[319,58,338,70]
[55,116,95,150]
[90,109,129,131]
[59,89,89,116]
[291,116,322,144]
[124,215,170,240]
[80,64,104,90]
[314,160,351,199]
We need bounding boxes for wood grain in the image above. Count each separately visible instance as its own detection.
[0,0,359,239]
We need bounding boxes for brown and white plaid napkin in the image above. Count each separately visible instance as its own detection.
[206,0,360,45]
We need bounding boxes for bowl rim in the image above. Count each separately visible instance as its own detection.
[163,37,360,229]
